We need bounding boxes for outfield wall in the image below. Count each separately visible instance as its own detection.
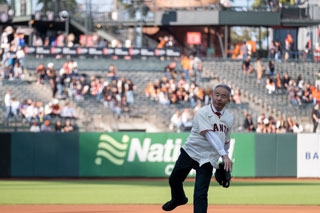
[0,132,319,178]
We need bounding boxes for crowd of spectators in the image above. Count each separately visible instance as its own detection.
[4,89,77,132]
[243,111,303,134]
[237,39,320,133]
[35,60,136,120]
[0,26,26,80]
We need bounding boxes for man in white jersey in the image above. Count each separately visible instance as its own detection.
[162,84,233,213]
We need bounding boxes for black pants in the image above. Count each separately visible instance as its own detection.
[168,148,213,213]
[313,120,318,133]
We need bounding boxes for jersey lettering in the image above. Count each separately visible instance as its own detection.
[213,123,228,133]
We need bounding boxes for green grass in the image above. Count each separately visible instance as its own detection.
[0,179,319,205]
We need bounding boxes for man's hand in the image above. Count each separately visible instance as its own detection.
[222,155,233,172]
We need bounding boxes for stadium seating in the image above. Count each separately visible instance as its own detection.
[1,56,318,133]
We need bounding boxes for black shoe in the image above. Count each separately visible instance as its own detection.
[162,197,188,211]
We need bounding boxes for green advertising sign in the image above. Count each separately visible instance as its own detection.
[79,132,256,178]
[79,132,189,177]
[230,133,255,177]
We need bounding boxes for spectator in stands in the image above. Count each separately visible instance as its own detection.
[266,76,276,94]
[240,40,248,60]
[243,113,256,132]
[158,89,170,105]
[4,90,12,123]
[256,113,266,133]
[102,84,113,107]
[314,42,320,62]
[106,64,118,82]
[296,74,304,90]
[181,54,191,82]
[117,76,127,98]
[50,99,62,118]
[96,78,107,102]
[120,96,130,119]
[285,116,295,133]
[10,97,20,120]
[46,62,57,98]
[145,81,156,101]
[30,121,40,132]
[75,75,90,101]
[284,33,294,61]
[54,119,64,132]
[37,110,46,125]
[301,84,313,104]
[312,104,320,133]
[24,99,37,123]
[232,89,241,104]
[281,72,291,91]
[34,101,44,122]
[189,53,203,82]
[267,60,275,76]
[6,44,17,78]
[181,108,193,131]
[89,76,99,97]
[269,40,276,58]
[40,119,52,132]
[63,119,74,132]
[242,56,254,74]
[275,73,283,91]
[13,61,23,79]
[302,39,312,62]
[61,102,77,119]
[287,80,301,106]
[169,110,183,132]
[261,116,276,133]
[255,57,265,83]
[268,0,279,11]
[276,116,287,132]
[157,36,166,48]
[35,63,46,85]
[274,41,282,62]
[125,78,136,105]
[292,123,303,133]
[164,61,178,79]
[110,94,122,119]
[314,69,320,90]
[16,46,25,71]
[311,86,320,105]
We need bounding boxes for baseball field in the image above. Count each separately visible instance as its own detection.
[0,178,319,213]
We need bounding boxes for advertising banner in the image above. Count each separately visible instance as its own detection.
[24,46,181,58]
[79,132,189,177]
[79,132,253,178]
[297,133,320,178]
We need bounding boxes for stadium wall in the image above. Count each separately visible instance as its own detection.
[0,132,319,178]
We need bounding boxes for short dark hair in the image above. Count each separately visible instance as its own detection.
[213,84,232,97]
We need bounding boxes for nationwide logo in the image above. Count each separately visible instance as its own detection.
[94,133,236,176]
[95,134,130,166]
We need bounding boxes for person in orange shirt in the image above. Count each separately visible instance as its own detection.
[181,55,190,82]
[313,88,320,105]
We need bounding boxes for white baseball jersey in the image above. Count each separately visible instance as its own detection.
[182,104,233,168]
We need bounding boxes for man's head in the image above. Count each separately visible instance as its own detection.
[212,84,231,111]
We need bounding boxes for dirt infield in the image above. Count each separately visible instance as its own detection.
[1,204,320,213]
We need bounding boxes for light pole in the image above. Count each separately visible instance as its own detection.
[60,10,69,46]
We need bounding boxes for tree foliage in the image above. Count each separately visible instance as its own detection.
[252,0,296,8]
[37,0,77,14]
[231,27,268,49]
